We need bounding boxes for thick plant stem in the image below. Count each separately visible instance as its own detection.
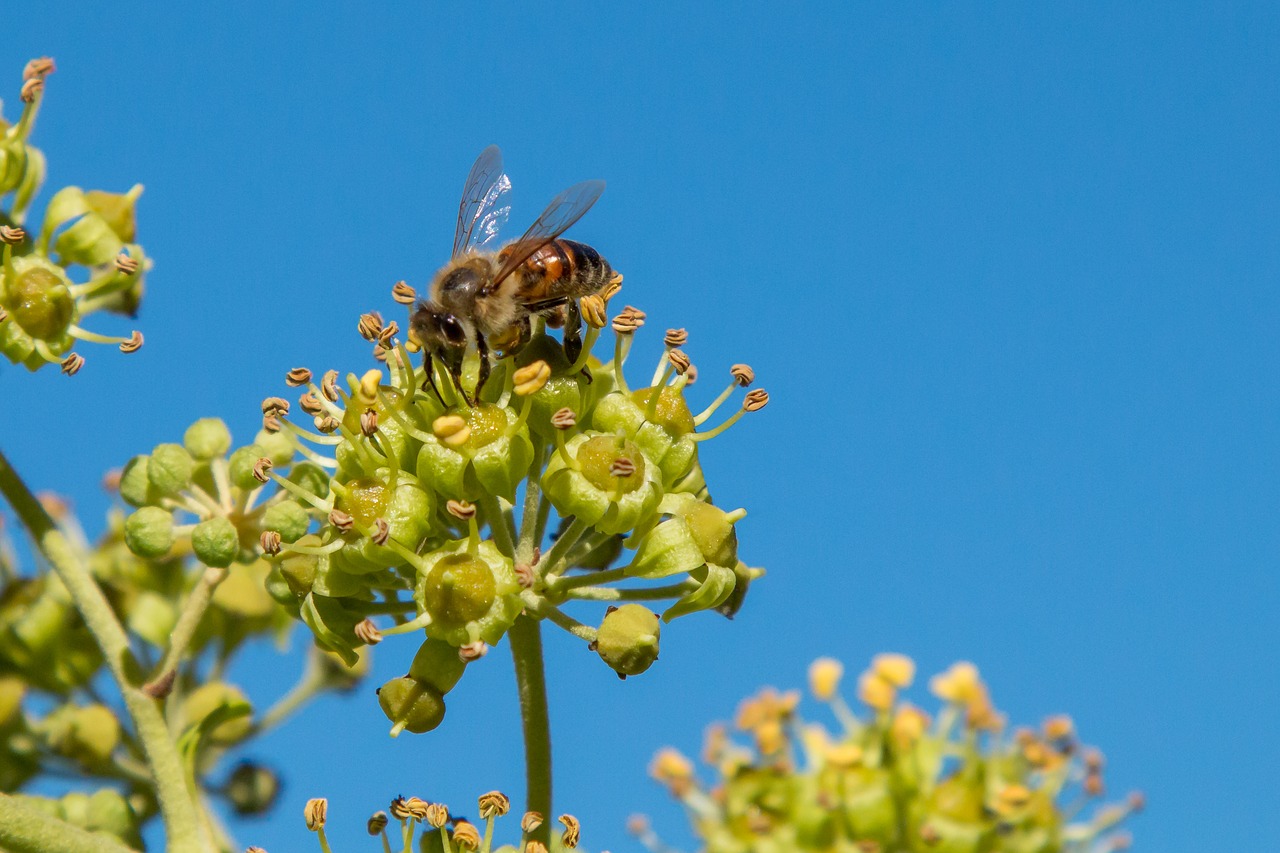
[0,450,211,853]
[508,614,552,847]
[0,794,139,853]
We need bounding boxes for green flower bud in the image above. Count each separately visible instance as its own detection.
[225,762,282,816]
[0,675,25,728]
[183,418,232,460]
[288,461,331,500]
[147,443,194,497]
[117,455,160,507]
[595,604,661,678]
[263,500,310,543]
[84,185,143,243]
[228,444,267,490]
[44,186,124,266]
[407,637,467,694]
[211,559,277,621]
[0,255,76,368]
[377,676,446,735]
[414,540,521,647]
[180,682,252,745]
[125,590,177,648]
[628,517,706,579]
[123,507,174,558]
[192,516,239,568]
[673,495,742,567]
[254,428,295,468]
[48,704,120,766]
[83,789,142,847]
[542,432,663,535]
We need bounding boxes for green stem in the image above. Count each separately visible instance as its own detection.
[479,493,517,558]
[0,795,139,853]
[508,615,552,847]
[0,450,211,853]
[146,565,227,692]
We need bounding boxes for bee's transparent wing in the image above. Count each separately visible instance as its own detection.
[452,145,512,257]
[489,179,605,290]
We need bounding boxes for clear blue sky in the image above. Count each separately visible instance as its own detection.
[4,3,1278,851]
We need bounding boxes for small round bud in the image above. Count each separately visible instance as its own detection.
[304,798,327,831]
[478,791,510,819]
[513,360,552,396]
[119,456,157,507]
[595,604,661,678]
[60,353,85,375]
[521,812,544,834]
[124,507,175,558]
[367,811,389,834]
[392,281,416,304]
[183,418,232,460]
[192,516,239,568]
[743,388,769,412]
[181,682,252,744]
[286,367,312,387]
[559,814,581,848]
[147,443,194,496]
[262,500,310,542]
[808,657,844,701]
[225,762,281,816]
[377,676,446,734]
[227,446,265,490]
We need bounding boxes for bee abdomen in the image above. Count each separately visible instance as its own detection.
[522,239,613,300]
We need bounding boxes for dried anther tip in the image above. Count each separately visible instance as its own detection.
[60,353,84,376]
[360,407,379,435]
[246,847,267,853]
[743,389,769,412]
[515,562,536,588]
[114,253,140,275]
[262,397,290,416]
[262,414,282,433]
[259,531,282,556]
[328,509,354,532]
[478,791,511,819]
[358,311,385,341]
[321,370,340,402]
[730,364,755,386]
[304,798,328,831]
[316,416,340,434]
[371,517,390,546]
[299,392,324,416]
[525,843,548,853]
[664,328,688,348]
[513,359,552,396]
[446,499,476,520]
[611,305,646,334]
[20,78,43,103]
[355,618,383,645]
[452,821,482,849]
[389,797,412,821]
[580,294,608,328]
[286,367,313,386]
[551,408,577,430]
[459,641,488,661]
[23,57,56,80]
[0,225,27,245]
[433,415,471,447]
[119,331,144,353]
[403,797,430,820]
[602,276,623,300]
[392,280,416,304]
[559,814,581,848]
[521,811,544,833]
[378,321,399,347]
[609,458,636,478]
[425,802,449,829]
[252,458,273,483]
[686,364,698,385]
[667,349,691,375]
[367,811,389,834]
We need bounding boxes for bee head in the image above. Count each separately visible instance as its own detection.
[410,301,469,358]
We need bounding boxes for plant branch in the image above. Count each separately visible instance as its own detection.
[508,615,552,847]
[145,565,227,692]
[0,794,139,853]
[0,449,211,853]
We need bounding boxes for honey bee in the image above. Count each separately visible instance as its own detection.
[410,145,616,403]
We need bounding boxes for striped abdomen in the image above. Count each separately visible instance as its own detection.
[511,239,613,303]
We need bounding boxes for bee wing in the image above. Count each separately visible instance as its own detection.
[489,179,605,291]
[452,145,512,257]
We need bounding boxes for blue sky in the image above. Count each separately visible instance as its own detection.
[4,3,1279,850]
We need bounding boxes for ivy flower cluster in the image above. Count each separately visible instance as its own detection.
[255,790,602,853]
[0,58,148,373]
[640,655,1142,853]
[226,279,767,734]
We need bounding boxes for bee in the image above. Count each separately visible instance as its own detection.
[410,145,616,404]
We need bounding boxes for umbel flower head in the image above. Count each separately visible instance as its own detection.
[249,277,767,732]
[258,790,588,853]
[640,654,1143,853]
[0,58,149,373]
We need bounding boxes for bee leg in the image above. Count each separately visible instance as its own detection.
[422,352,446,407]
[562,300,593,384]
[475,332,492,401]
